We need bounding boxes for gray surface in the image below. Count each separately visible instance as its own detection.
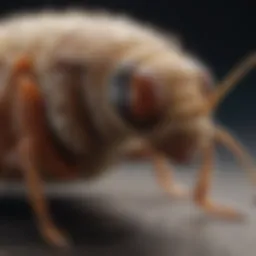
[0,162,255,256]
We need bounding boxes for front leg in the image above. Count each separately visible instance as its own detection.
[193,143,244,220]
[121,140,188,199]
[151,152,188,199]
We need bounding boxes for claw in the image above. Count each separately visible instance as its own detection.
[164,183,189,199]
[196,199,245,221]
[41,225,71,248]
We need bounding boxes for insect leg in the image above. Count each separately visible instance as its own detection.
[215,125,256,186]
[18,138,70,247]
[193,143,244,220]
[152,151,188,199]
[121,140,188,199]
[14,57,79,180]
[14,57,71,247]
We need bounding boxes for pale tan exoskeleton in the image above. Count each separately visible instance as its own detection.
[0,10,254,248]
[120,52,256,212]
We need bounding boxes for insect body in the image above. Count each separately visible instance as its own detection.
[0,10,254,247]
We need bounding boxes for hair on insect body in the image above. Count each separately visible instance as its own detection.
[0,9,254,248]
[119,53,256,199]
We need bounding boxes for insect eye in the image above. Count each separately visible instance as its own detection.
[108,64,164,130]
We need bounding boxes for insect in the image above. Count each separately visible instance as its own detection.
[0,9,255,248]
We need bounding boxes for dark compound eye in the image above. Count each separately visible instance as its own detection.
[108,63,135,119]
[108,63,164,131]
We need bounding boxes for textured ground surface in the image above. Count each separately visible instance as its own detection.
[0,162,255,256]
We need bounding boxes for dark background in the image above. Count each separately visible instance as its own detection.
[0,0,255,130]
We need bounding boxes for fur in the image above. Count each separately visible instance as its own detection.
[0,9,214,180]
